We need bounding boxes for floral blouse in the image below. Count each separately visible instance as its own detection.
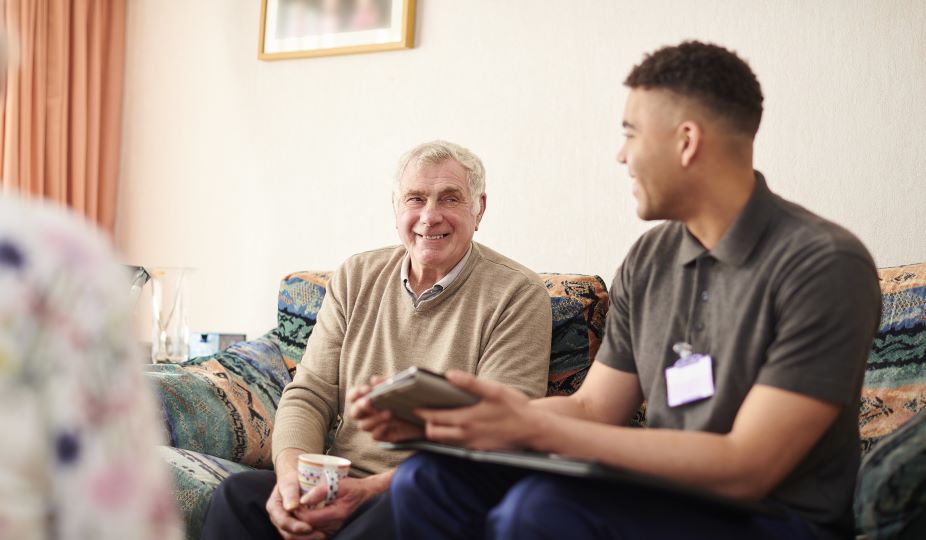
[0,197,182,540]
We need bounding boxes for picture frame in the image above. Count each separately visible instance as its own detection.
[259,0,416,60]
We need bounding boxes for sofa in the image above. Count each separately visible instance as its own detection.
[145,264,926,540]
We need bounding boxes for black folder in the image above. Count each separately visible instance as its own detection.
[381,440,784,518]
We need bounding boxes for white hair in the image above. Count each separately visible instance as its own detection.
[393,140,486,215]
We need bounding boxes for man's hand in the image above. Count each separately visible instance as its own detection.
[267,449,318,539]
[294,474,389,537]
[349,376,425,442]
[268,449,392,539]
[416,370,538,451]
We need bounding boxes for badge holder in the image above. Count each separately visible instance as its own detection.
[666,342,715,407]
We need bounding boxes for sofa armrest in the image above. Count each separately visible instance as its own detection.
[855,408,926,539]
[144,333,290,469]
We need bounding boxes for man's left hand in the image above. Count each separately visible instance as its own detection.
[417,370,538,451]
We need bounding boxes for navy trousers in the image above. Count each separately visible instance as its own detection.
[390,453,817,540]
[201,470,395,540]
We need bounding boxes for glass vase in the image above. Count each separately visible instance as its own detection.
[149,267,193,363]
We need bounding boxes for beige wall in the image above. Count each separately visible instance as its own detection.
[117,0,926,340]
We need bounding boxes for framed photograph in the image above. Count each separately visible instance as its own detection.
[259,0,416,60]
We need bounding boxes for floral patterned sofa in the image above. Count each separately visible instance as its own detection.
[145,264,926,540]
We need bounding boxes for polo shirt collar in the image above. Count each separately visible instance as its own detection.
[677,171,775,267]
[677,227,706,266]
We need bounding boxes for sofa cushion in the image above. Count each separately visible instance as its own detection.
[860,262,926,454]
[273,271,332,375]
[158,445,254,540]
[855,408,926,539]
[148,334,289,468]
[541,273,609,396]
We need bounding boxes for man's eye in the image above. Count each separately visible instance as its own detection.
[406,197,424,205]
[442,198,460,206]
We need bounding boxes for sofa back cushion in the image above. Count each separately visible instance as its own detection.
[273,271,332,374]
[860,262,926,454]
[541,273,609,396]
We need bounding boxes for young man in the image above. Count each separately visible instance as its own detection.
[355,42,881,539]
[201,140,551,540]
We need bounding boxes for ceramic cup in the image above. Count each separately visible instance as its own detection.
[297,453,351,507]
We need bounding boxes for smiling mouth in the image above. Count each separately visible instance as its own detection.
[417,233,449,240]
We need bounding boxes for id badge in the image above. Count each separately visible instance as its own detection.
[665,354,715,407]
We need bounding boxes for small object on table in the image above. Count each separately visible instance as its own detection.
[189,333,247,358]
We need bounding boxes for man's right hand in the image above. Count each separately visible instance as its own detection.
[267,448,321,540]
[349,376,425,442]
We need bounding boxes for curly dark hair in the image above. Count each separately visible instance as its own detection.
[624,41,763,137]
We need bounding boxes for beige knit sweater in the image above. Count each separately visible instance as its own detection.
[272,242,552,475]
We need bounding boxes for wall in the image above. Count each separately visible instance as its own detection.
[117,0,926,341]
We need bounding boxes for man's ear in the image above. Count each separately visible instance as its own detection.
[475,193,487,231]
[678,121,702,168]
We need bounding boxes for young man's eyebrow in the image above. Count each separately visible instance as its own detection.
[622,120,636,130]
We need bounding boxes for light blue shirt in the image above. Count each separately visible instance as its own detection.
[401,245,473,307]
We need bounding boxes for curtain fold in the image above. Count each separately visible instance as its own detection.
[0,0,126,235]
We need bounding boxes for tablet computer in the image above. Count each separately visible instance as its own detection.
[366,367,480,426]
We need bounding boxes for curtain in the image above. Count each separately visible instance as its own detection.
[0,0,127,235]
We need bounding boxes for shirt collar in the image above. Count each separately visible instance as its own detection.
[677,171,775,267]
[677,227,707,266]
[401,244,473,291]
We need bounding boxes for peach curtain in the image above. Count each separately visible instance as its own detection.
[0,0,126,235]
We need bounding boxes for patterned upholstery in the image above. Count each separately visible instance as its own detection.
[859,263,926,454]
[147,335,290,469]
[541,273,647,427]
[855,262,926,539]
[158,446,255,540]
[541,274,608,396]
[274,271,331,374]
[856,409,926,539]
[150,355,275,540]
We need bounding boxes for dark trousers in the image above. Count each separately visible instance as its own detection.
[389,453,817,540]
[201,470,394,540]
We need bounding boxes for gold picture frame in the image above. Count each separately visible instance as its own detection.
[259,0,416,60]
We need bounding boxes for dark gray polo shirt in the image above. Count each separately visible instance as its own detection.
[597,172,881,539]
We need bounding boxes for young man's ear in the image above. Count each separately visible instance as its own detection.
[678,121,702,167]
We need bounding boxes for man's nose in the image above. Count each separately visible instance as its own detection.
[420,200,443,225]
[616,144,627,164]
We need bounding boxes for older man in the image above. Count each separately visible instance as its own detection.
[201,140,552,539]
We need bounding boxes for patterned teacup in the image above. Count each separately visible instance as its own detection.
[297,453,351,507]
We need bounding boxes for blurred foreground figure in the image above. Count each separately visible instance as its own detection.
[0,196,183,540]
